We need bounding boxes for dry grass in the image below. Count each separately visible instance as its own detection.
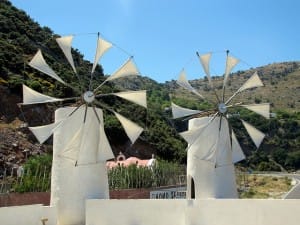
[237,174,293,199]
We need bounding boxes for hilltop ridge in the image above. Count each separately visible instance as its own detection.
[0,0,299,177]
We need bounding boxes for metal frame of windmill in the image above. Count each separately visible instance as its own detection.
[21,34,147,225]
[171,51,270,199]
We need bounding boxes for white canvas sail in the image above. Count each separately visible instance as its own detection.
[200,137,218,163]
[198,52,213,87]
[242,103,270,119]
[29,122,60,144]
[58,107,114,165]
[241,120,265,148]
[231,131,246,163]
[238,71,263,92]
[215,118,233,167]
[226,71,264,104]
[180,125,206,145]
[223,55,239,88]
[114,112,143,144]
[171,102,201,119]
[56,35,77,73]
[113,90,147,108]
[186,117,232,167]
[106,57,139,81]
[28,50,66,84]
[177,69,204,99]
[91,37,112,74]
[98,123,115,161]
[59,125,83,162]
[22,84,62,105]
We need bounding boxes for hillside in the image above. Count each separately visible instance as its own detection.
[0,0,299,178]
[166,62,300,112]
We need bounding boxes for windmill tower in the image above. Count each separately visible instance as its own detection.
[21,34,147,225]
[172,51,269,199]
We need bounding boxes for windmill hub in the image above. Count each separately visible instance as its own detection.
[83,91,95,103]
[218,102,227,114]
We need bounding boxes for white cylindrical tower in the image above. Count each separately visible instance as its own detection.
[185,117,238,199]
[51,107,114,225]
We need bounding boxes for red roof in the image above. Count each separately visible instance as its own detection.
[106,157,155,169]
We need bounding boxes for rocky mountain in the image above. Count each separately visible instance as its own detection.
[0,0,299,177]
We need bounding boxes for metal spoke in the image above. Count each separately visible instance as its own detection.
[83,104,88,123]
[67,104,84,117]
[92,104,101,124]
[93,79,108,94]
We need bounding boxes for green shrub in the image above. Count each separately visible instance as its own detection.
[13,154,52,193]
[108,160,185,190]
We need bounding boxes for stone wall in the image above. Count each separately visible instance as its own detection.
[0,192,50,207]
[0,189,152,207]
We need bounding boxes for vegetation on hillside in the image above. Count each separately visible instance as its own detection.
[237,173,292,199]
[0,0,299,173]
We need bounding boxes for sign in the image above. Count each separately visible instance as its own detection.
[150,186,186,199]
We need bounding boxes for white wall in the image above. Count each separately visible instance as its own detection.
[186,199,300,225]
[0,205,57,225]
[86,199,300,225]
[86,199,186,225]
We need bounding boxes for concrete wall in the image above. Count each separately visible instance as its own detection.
[0,204,57,225]
[86,199,300,225]
[185,199,300,225]
[86,199,186,225]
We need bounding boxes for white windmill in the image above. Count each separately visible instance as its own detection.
[171,51,269,199]
[21,33,147,225]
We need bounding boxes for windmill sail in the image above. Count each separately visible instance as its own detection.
[238,71,263,92]
[56,35,77,73]
[241,120,265,148]
[29,122,60,144]
[98,123,115,161]
[59,125,83,162]
[223,55,239,87]
[106,57,139,81]
[241,103,270,119]
[180,117,211,144]
[199,138,218,163]
[22,84,62,105]
[180,125,206,145]
[197,52,213,87]
[226,71,264,104]
[114,112,143,144]
[113,90,147,108]
[231,131,246,163]
[177,69,204,99]
[28,50,66,84]
[171,102,201,119]
[91,37,112,74]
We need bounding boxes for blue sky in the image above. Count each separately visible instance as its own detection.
[10,0,300,83]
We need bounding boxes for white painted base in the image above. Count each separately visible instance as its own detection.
[86,199,300,225]
[0,204,56,225]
